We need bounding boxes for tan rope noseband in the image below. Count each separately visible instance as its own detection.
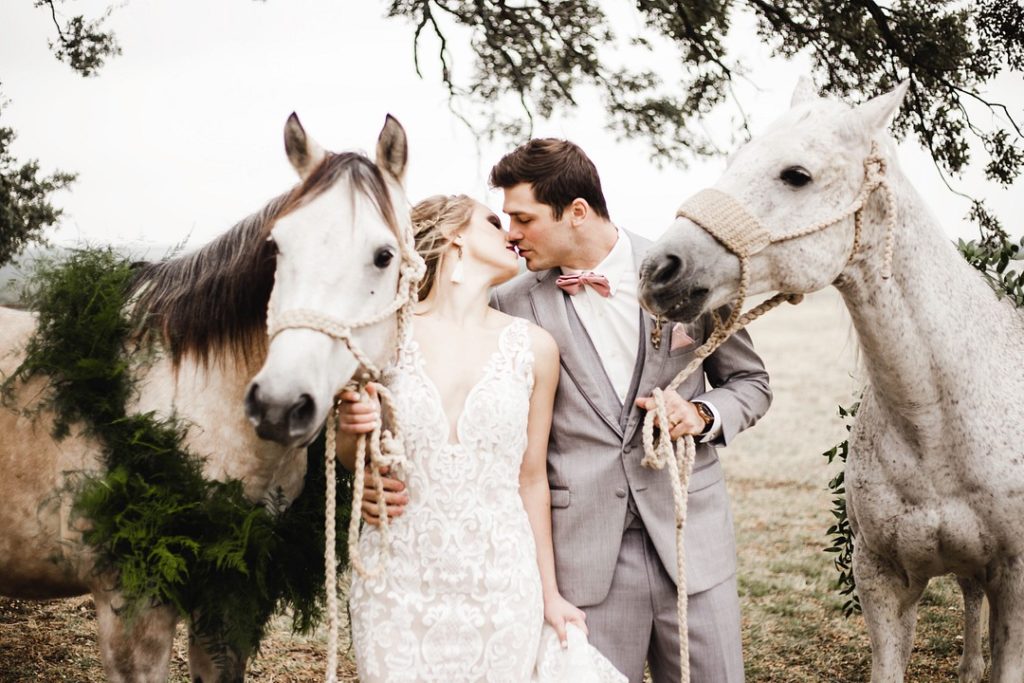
[643,142,896,683]
[266,215,425,683]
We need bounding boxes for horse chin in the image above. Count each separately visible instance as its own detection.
[296,423,324,450]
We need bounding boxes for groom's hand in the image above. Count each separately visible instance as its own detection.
[634,390,704,441]
[361,465,408,525]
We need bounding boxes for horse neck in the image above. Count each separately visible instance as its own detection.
[834,164,1024,439]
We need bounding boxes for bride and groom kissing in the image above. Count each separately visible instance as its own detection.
[335,137,771,682]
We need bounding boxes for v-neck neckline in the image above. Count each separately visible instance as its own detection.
[409,320,519,448]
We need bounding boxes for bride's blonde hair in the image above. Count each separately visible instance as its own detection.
[412,194,476,300]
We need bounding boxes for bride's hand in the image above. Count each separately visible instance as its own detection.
[337,382,382,434]
[544,593,588,648]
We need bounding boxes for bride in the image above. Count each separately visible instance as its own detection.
[336,194,625,682]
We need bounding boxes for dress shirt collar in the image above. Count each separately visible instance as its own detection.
[560,228,633,297]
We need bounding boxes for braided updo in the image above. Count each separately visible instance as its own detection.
[411,194,476,300]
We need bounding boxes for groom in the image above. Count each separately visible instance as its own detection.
[488,139,771,682]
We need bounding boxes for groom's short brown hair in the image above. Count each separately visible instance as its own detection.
[489,139,610,220]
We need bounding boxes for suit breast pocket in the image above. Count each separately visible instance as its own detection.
[667,321,703,358]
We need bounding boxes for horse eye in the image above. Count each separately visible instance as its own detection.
[266,237,279,256]
[373,248,395,269]
[780,166,813,187]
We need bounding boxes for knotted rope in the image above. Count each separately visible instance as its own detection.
[266,216,424,683]
[643,142,895,683]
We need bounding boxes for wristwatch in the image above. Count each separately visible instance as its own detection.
[692,401,715,435]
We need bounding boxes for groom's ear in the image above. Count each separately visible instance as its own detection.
[568,198,589,227]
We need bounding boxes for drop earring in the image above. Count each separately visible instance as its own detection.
[450,245,465,284]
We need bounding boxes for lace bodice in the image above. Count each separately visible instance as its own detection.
[390,316,534,475]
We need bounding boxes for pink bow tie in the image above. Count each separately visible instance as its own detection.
[556,272,611,297]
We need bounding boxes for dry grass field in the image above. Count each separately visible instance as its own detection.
[0,289,980,681]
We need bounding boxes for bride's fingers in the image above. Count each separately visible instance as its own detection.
[362,489,408,506]
[341,411,379,426]
[569,612,589,636]
[553,617,568,648]
[360,499,404,525]
[364,472,406,493]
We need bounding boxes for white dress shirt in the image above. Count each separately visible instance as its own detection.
[561,229,641,404]
[561,229,721,441]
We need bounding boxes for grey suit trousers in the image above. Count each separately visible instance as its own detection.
[584,510,745,683]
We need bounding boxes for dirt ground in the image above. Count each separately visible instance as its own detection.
[0,290,981,681]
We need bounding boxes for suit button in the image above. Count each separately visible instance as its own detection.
[623,445,632,453]
[615,488,627,498]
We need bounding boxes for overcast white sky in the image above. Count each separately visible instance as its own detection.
[1,0,1020,251]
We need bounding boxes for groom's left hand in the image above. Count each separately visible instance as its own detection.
[635,390,704,440]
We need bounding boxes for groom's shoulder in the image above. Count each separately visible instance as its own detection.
[493,269,547,307]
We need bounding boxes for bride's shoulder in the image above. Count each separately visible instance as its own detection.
[522,322,559,374]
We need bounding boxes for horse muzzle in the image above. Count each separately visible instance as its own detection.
[638,250,712,323]
[244,381,321,447]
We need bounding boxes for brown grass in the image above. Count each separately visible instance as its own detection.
[0,290,983,681]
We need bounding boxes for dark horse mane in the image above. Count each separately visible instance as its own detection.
[128,151,401,367]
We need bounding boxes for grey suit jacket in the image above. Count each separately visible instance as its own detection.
[492,231,771,607]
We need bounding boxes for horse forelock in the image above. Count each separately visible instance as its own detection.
[127,151,401,369]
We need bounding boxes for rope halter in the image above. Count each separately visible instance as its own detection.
[642,141,896,683]
[264,211,425,683]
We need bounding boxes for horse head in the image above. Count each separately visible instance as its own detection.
[245,114,417,448]
[639,79,910,323]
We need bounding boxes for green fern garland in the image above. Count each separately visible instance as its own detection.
[1,247,352,658]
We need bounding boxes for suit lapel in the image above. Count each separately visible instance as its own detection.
[529,270,623,437]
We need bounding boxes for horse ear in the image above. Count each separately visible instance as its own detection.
[376,114,408,184]
[284,113,326,180]
[790,76,818,107]
[852,80,911,133]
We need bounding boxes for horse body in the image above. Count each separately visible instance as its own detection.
[0,115,413,682]
[839,169,1024,682]
[639,80,1024,681]
[1,306,97,598]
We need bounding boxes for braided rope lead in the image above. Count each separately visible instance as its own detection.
[646,143,894,683]
[323,402,340,683]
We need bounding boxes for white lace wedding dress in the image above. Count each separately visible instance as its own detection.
[349,318,626,683]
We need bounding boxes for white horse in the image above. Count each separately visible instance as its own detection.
[0,114,413,682]
[638,80,1024,682]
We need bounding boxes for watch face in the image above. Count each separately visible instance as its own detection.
[695,402,713,425]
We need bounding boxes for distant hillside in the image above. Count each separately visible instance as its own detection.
[0,243,177,309]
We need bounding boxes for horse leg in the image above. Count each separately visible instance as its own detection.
[956,576,986,683]
[987,561,1024,683]
[853,544,926,683]
[93,589,178,683]
[187,626,249,683]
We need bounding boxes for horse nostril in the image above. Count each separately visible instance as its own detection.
[650,253,682,286]
[244,383,262,421]
[288,393,316,434]
[690,286,710,300]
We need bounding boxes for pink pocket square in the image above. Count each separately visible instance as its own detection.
[670,323,695,351]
